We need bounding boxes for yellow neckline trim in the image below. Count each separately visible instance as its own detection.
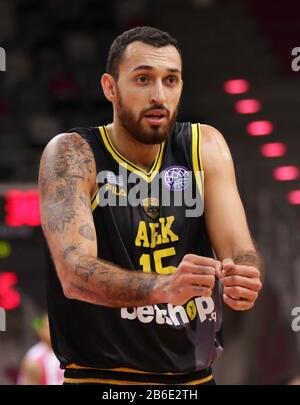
[98,126,165,183]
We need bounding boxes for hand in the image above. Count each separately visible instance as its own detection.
[221,258,262,311]
[162,254,222,305]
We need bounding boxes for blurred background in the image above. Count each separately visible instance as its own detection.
[0,0,299,385]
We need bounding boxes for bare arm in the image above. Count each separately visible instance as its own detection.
[202,125,262,310]
[39,133,161,307]
[19,360,43,385]
[39,133,220,307]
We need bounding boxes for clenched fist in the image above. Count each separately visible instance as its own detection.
[221,258,262,311]
[159,254,222,305]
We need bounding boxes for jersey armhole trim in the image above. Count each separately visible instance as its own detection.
[191,123,204,199]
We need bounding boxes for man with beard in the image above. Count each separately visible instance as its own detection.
[38,26,262,385]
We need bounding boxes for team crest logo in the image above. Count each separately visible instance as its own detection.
[163,166,191,191]
[142,197,160,220]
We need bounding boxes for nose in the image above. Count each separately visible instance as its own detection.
[150,80,167,105]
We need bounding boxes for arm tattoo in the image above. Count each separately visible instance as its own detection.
[62,244,79,260]
[100,271,156,304]
[79,223,96,241]
[79,194,91,209]
[70,282,96,297]
[39,133,94,234]
[73,256,157,307]
[233,250,263,273]
[75,259,99,283]
[70,282,107,305]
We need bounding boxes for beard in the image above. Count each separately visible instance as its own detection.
[116,90,180,145]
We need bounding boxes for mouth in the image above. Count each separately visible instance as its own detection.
[144,109,168,126]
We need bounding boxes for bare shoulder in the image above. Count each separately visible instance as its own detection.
[40,131,94,165]
[38,132,97,235]
[39,132,96,193]
[200,124,233,172]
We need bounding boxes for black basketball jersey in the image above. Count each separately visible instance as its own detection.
[47,122,223,375]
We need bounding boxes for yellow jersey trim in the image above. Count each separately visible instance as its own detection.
[91,187,99,203]
[98,126,165,183]
[191,123,204,199]
[90,186,99,212]
[66,363,190,375]
[91,192,99,212]
[63,374,213,386]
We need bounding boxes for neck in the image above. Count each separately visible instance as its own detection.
[107,121,161,172]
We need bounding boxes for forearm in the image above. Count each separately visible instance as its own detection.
[233,249,264,276]
[63,254,165,307]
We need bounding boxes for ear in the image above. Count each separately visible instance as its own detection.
[101,73,117,102]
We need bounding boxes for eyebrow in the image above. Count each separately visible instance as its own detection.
[131,65,181,74]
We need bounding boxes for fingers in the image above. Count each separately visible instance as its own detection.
[223,286,258,302]
[191,286,214,297]
[171,285,214,304]
[221,258,262,311]
[181,273,215,289]
[178,262,216,276]
[222,275,262,292]
[182,254,222,277]
[184,254,218,267]
[223,293,254,311]
[222,258,260,278]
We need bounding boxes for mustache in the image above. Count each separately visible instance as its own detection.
[141,105,170,117]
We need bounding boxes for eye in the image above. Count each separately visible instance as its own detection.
[166,76,178,85]
[136,75,148,84]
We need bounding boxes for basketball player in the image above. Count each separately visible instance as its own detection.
[38,26,262,385]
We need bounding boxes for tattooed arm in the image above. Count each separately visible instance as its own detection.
[39,133,219,307]
[38,133,159,307]
[201,125,263,311]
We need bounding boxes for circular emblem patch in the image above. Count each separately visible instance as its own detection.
[164,166,190,191]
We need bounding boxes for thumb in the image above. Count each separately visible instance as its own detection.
[215,261,223,279]
[222,258,235,275]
